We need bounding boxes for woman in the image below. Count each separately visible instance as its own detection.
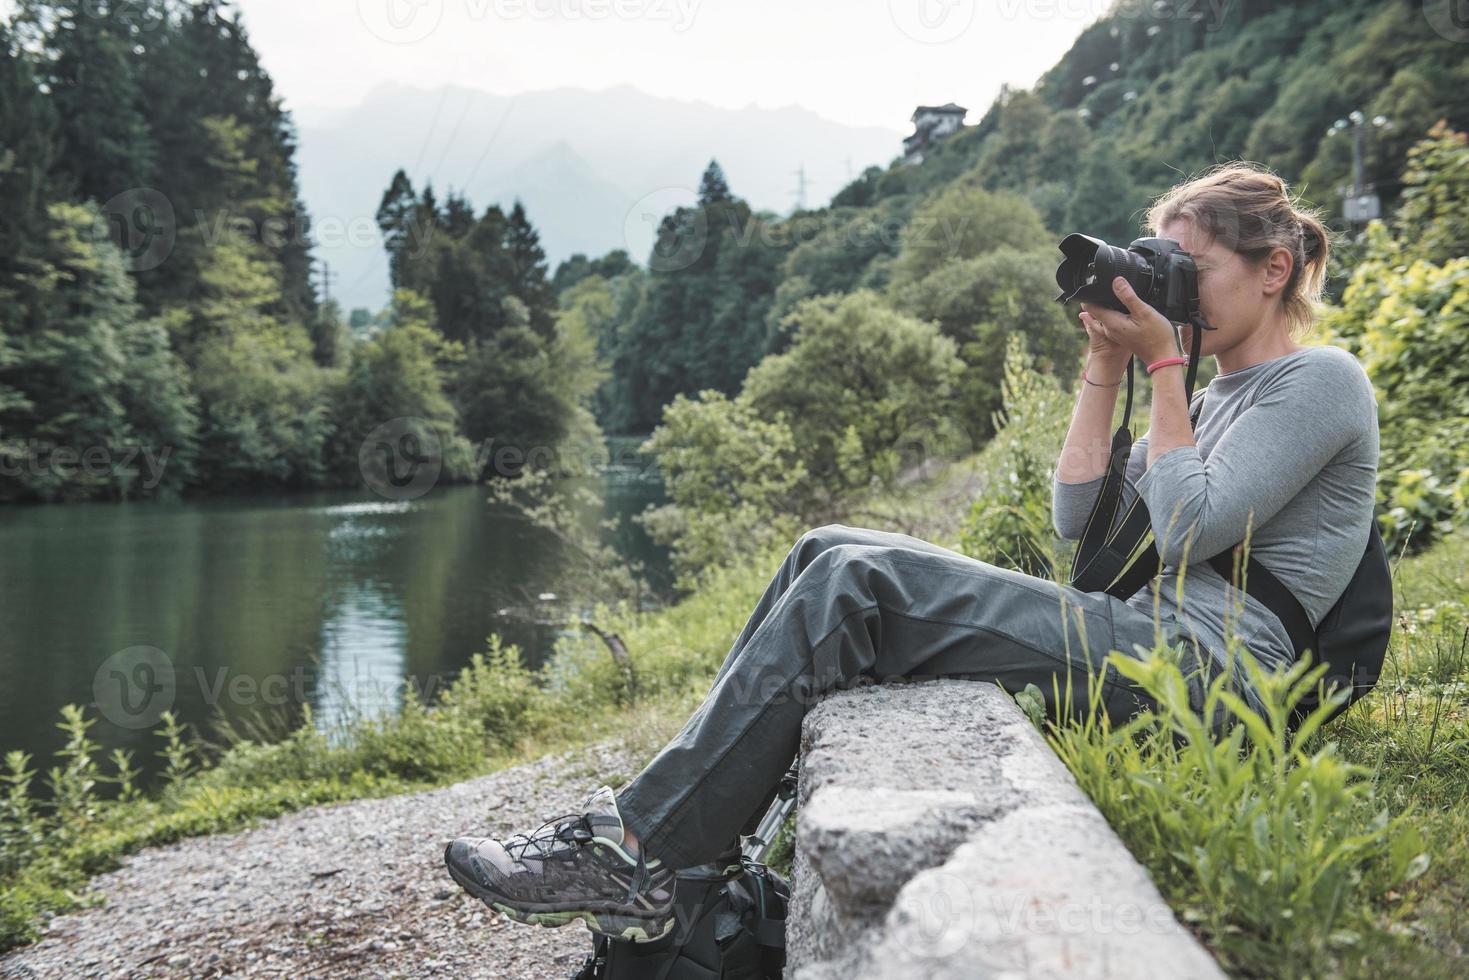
[442,163,1381,944]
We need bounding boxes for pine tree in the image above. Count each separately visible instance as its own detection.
[376,169,420,290]
[0,19,56,321]
[698,159,732,205]
[18,0,156,205]
[506,201,556,338]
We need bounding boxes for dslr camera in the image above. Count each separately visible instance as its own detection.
[1053,234,1201,325]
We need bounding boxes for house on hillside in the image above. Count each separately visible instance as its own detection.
[902,103,967,165]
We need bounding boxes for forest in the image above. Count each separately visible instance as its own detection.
[2,0,1467,541]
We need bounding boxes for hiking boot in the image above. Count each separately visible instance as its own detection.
[444,785,677,943]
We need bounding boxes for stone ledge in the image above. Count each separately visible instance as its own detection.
[787,678,1225,980]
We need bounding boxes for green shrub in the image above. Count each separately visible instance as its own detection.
[1324,125,1469,554]
[957,333,1074,576]
[1326,246,1469,553]
[1034,637,1429,976]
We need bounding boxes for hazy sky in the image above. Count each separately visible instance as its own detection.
[222,0,1103,131]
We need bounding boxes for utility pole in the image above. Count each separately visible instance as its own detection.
[792,163,808,212]
[318,259,337,307]
[1329,110,1392,235]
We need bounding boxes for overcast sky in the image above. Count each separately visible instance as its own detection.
[217,0,1102,131]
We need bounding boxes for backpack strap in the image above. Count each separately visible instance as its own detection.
[1069,331,1207,600]
[750,917,787,949]
[1204,546,1314,657]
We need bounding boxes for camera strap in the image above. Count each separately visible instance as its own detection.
[1069,316,1206,599]
[1067,315,1317,661]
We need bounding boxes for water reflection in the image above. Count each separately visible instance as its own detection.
[0,451,668,781]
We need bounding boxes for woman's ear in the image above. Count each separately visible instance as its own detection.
[1260,245,1293,298]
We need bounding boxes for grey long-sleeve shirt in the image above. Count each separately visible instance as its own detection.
[1052,345,1380,709]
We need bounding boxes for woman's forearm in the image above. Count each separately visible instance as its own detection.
[1144,361,1197,466]
[1056,354,1128,484]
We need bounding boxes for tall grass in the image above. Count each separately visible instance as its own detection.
[1003,524,1469,978]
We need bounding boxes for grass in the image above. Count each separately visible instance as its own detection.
[1014,525,1469,979]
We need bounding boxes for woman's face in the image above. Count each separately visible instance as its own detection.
[1159,217,1292,358]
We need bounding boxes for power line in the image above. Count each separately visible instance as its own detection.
[791,163,808,212]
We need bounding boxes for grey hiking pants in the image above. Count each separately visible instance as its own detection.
[614,523,1217,871]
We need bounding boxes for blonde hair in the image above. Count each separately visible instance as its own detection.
[1145,163,1332,340]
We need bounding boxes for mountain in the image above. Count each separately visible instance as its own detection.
[295,84,903,311]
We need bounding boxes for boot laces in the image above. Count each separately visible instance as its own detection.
[504,811,594,865]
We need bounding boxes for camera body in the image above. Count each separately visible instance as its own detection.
[1054,233,1200,325]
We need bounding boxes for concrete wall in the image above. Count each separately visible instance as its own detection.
[787,679,1226,980]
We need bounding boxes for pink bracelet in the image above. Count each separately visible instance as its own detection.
[1145,356,1189,375]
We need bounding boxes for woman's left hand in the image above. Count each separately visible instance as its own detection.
[1079,277,1180,365]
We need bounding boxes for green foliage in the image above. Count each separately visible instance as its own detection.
[885,182,1050,293]
[642,290,967,579]
[190,316,333,490]
[0,202,199,501]
[1394,121,1469,267]
[638,391,807,584]
[44,705,101,835]
[743,290,967,495]
[155,710,194,787]
[1042,641,1428,976]
[1324,125,1469,553]
[890,246,1082,437]
[0,7,595,500]
[0,753,39,878]
[957,334,1074,575]
[600,166,789,433]
[328,290,476,485]
[436,637,548,752]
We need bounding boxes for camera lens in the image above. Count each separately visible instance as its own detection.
[1055,234,1155,314]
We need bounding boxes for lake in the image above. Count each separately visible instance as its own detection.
[0,445,669,783]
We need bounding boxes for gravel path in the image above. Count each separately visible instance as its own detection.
[1,742,645,980]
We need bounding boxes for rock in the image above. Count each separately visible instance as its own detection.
[788,678,1226,980]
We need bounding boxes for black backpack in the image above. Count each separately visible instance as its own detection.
[571,767,799,980]
[1069,344,1394,731]
[568,852,789,980]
